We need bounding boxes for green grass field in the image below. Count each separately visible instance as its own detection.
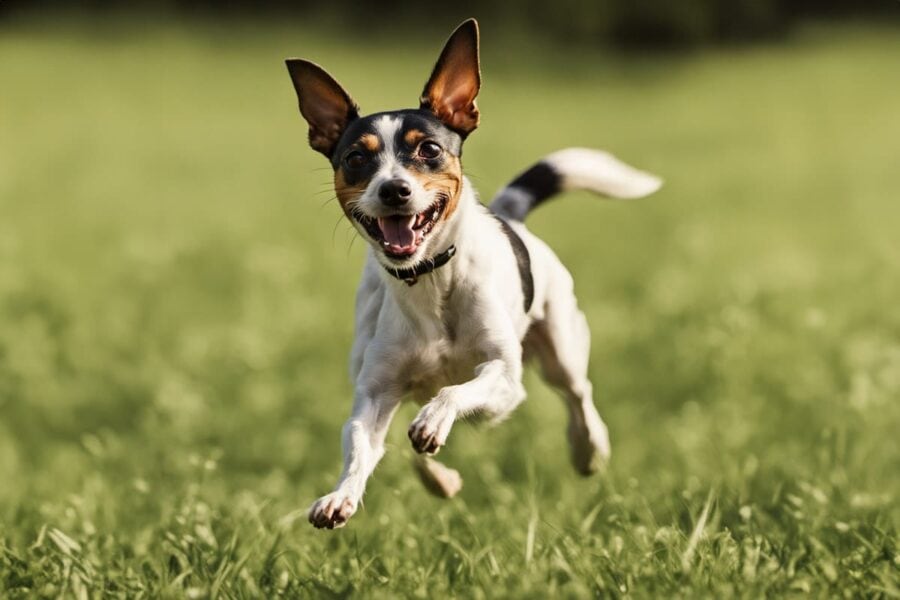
[1,16,899,597]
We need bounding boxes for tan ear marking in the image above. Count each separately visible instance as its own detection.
[420,19,481,137]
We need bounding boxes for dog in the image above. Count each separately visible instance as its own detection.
[285,18,661,529]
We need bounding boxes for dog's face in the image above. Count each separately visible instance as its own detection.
[286,20,481,268]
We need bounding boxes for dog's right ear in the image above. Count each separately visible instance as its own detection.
[420,19,481,137]
[285,59,359,159]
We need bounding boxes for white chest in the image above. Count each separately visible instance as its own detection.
[402,319,484,402]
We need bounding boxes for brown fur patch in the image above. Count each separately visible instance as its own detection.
[285,59,359,158]
[406,155,463,221]
[420,20,481,135]
[403,129,427,148]
[358,133,380,153]
[334,168,367,217]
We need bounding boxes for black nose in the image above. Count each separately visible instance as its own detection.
[378,178,412,206]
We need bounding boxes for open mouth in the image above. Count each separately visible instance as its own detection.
[354,196,447,259]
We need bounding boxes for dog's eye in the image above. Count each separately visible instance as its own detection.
[418,141,442,160]
[344,151,368,169]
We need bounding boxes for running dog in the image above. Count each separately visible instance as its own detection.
[285,18,661,529]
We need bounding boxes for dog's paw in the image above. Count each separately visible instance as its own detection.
[414,456,463,498]
[308,492,357,529]
[408,400,457,455]
[568,413,611,476]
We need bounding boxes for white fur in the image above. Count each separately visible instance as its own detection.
[373,115,402,157]
[546,147,662,199]
[308,149,659,529]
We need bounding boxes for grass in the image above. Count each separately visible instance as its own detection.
[1,15,900,598]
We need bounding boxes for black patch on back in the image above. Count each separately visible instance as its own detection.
[494,216,534,313]
[508,161,561,208]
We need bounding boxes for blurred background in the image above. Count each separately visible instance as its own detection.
[3,0,899,46]
[1,1,899,597]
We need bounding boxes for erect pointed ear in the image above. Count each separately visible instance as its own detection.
[285,59,359,158]
[420,19,481,137]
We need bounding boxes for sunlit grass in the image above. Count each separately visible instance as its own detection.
[1,16,899,597]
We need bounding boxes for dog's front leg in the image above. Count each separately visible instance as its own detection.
[408,347,525,455]
[308,392,399,529]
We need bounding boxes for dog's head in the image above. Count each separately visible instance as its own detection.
[286,19,480,268]
[286,19,481,268]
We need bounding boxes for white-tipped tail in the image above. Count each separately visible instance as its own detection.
[544,148,662,199]
[490,147,662,221]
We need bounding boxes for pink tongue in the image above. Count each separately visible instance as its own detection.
[378,216,416,249]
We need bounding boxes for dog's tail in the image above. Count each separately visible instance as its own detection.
[489,148,662,222]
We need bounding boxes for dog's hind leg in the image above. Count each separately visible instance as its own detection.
[527,283,611,475]
[413,455,463,498]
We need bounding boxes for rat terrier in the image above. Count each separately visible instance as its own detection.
[286,18,661,529]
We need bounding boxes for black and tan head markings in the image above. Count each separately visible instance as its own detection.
[332,111,463,202]
[332,111,462,168]
[286,19,482,266]
[325,111,466,261]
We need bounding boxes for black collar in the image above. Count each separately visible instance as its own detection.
[383,245,456,286]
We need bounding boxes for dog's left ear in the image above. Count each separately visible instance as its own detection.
[420,19,481,137]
